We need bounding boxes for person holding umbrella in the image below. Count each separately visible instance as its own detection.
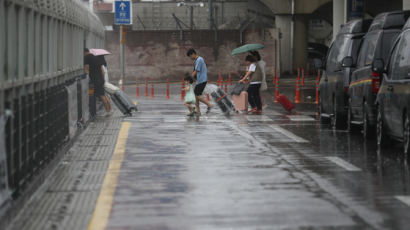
[84,48,112,116]
[232,44,265,114]
[250,50,268,109]
[90,48,111,83]
[239,55,263,115]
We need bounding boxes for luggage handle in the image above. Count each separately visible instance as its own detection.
[215,94,226,103]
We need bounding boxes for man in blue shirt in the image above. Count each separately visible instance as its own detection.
[187,49,212,115]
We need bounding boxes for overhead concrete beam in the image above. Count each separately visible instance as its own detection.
[295,0,332,14]
[259,0,331,14]
[259,0,331,74]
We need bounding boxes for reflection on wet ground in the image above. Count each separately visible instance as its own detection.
[105,96,410,230]
[6,87,410,230]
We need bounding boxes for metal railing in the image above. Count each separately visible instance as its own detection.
[1,73,94,198]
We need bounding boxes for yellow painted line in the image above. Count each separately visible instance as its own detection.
[87,122,131,230]
[350,79,371,88]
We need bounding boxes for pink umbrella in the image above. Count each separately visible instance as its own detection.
[90,48,111,56]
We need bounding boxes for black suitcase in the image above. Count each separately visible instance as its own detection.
[110,90,137,116]
[211,88,234,114]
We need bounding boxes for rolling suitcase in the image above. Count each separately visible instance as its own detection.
[232,91,248,112]
[210,88,234,114]
[276,94,294,112]
[110,90,137,116]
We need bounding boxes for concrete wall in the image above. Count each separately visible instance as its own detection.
[104,29,277,82]
[132,0,274,30]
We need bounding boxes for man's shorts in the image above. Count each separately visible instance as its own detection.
[194,82,207,96]
[94,83,105,97]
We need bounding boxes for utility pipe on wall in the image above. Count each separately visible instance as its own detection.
[209,0,213,30]
[290,0,295,73]
[190,6,194,30]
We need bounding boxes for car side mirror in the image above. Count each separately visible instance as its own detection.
[341,56,353,68]
[372,59,385,72]
[314,58,323,69]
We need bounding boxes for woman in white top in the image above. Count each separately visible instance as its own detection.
[239,55,263,114]
[250,51,267,109]
[250,51,267,91]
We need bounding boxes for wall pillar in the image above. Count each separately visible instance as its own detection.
[333,0,347,41]
[404,0,410,9]
[275,16,308,74]
[275,16,291,74]
[294,17,308,70]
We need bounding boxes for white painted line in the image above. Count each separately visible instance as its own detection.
[264,111,281,116]
[247,115,273,122]
[287,115,315,121]
[326,157,362,172]
[164,118,190,122]
[395,196,410,206]
[269,125,309,143]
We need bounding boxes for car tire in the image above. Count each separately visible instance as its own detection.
[377,106,389,148]
[403,114,410,156]
[331,97,345,129]
[363,101,374,139]
[347,98,358,133]
[318,101,328,124]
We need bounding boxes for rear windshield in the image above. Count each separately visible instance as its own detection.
[357,31,382,67]
[388,30,410,80]
[326,36,352,72]
[380,31,401,61]
[351,37,363,64]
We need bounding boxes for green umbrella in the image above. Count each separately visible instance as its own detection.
[231,43,265,56]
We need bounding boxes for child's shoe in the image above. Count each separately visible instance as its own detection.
[206,106,213,114]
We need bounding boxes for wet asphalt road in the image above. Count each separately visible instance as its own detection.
[104,86,410,230]
[6,83,410,230]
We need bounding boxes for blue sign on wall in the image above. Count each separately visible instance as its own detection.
[349,0,364,18]
[115,0,132,25]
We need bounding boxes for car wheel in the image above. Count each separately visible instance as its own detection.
[347,99,357,133]
[331,97,344,129]
[362,101,374,139]
[318,101,328,124]
[377,106,389,148]
[403,114,410,156]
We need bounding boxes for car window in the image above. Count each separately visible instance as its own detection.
[357,31,382,68]
[351,37,362,64]
[326,35,352,72]
[381,31,400,62]
[387,40,400,79]
[390,30,410,80]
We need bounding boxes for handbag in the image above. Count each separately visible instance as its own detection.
[104,82,120,94]
[231,82,245,95]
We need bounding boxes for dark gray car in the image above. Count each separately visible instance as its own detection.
[376,18,410,155]
[318,19,371,129]
[343,11,410,138]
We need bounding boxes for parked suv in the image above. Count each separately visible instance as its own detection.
[318,19,371,129]
[343,11,410,138]
[375,18,410,155]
